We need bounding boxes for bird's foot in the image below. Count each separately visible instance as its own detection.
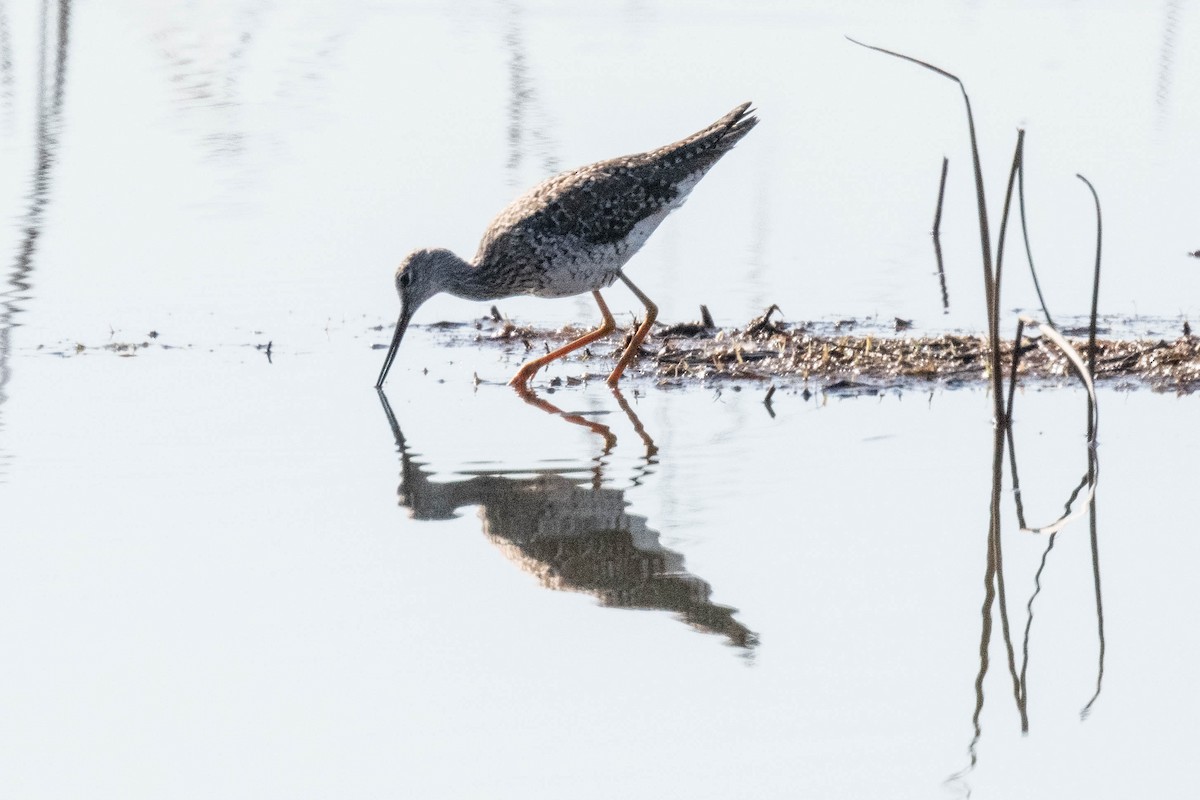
[508,366,538,391]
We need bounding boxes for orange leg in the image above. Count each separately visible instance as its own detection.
[609,386,659,459]
[509,290,616,389]
[607,272,658,387]
[512,384,618,454]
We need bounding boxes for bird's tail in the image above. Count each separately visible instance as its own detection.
[650,101,759,175]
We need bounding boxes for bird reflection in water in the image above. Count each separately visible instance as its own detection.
[377,388,758,653]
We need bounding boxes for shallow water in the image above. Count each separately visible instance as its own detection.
[4,347,1198,798]
[2,2,1199,798]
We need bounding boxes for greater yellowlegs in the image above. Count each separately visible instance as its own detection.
[375,102,758,390]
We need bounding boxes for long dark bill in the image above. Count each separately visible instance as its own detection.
[374,308,411,388]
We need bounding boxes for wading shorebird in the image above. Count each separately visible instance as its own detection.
[375,102,758,390]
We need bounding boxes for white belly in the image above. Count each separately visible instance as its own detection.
[527,204,676,298]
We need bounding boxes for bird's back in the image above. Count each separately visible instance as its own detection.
[472,103,757,296]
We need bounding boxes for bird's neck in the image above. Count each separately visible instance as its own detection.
[439,250,501,301]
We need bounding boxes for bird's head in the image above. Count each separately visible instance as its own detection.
[395,247,457,311]
[375,248,460,388]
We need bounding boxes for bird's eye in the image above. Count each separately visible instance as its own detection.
[398,272,412,288]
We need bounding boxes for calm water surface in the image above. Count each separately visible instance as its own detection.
[1,2,1198,798]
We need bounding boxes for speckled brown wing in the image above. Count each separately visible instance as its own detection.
[507,159,681,247]
[472,103,757,289]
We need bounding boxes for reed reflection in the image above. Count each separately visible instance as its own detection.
[1156,0,1182,117]
[949,322,1105,792]
[1,0,71,478]
[503,1,559,187]
[377,388,757,652]
[0,1,15,126]
[931,156,950,313]
[150,5,346,165]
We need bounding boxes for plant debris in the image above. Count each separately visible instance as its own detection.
[465,311,1200,393]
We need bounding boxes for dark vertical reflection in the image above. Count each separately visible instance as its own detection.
[949,341,1105,793]
[1007,359,1099,721]
[1155,0,1181,118]
[154,2,266,162]
[1081,444,1105,717]
[1017,531,1055,706]
[932,156,950,312]
[202,5,265,160]
[150,3,348,173]
[0,0,72,478]
[975,422,1025,730]
[502,1,558,186]
[377,389,757,653]
[0,0,16,127]
[503,1,529,178]
[933,233,950,313]
[948,420,1031,794]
